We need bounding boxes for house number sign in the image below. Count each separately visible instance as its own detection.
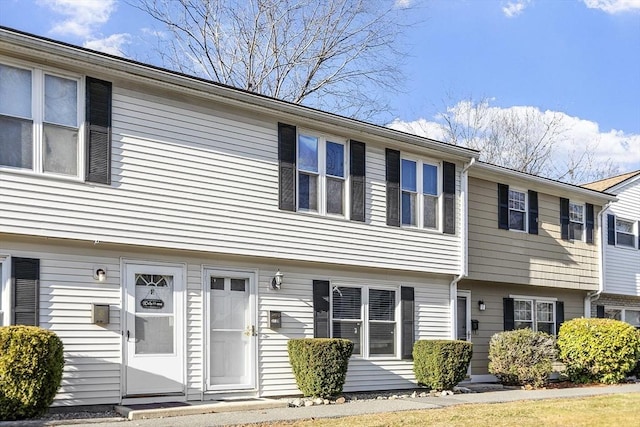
[140,298,165,309]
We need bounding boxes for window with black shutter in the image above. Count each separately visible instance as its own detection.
[504,296,562,335]
[11,257,40,326]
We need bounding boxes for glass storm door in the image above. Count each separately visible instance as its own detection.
[457,291,471,341]
[124,264,184,396]
[206,270,256,391]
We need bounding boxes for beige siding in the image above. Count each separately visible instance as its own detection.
[467,177,600,290]
[603,180,640,296]
[0,86,464,276]
[458,280,586,375]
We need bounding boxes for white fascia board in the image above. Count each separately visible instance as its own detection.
[0,27,479,163]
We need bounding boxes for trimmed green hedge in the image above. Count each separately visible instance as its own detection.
[488,329,556,388]
[0,326,64,420]
[557,318,640,384]
[413,340,472,391]
[288,338,354,398]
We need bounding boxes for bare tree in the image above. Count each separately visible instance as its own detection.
[133,0,412,120]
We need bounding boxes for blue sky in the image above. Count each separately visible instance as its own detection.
[1,0,639,175]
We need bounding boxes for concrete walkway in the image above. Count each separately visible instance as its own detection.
[3,382,640,427]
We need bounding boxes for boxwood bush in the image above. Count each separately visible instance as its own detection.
[413,340,473,391]
[488,329,556,388]
[288,338,353,398]
[0,326,64,420]
[557,318,640,384]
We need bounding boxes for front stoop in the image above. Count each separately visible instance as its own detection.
[115,398,288,420]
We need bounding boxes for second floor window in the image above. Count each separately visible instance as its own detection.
[297,133,346,216]
[0,62,81,177]
[569,202,584,241]
[616,218,635,248]
[508,189,527,231]
[401,159,440,229]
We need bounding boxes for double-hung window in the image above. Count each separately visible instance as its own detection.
[297,133,346,216]
[604,307,640,327]
[615,218,635,248]
[508,189,527,231]
[569,202,584,241]
[513,298,556,335]
[401,158,440,229]
[0,62,82,177]
[332,285,398,358]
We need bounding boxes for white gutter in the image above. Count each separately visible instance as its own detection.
[450,158,476,339]
[584,201,613,317]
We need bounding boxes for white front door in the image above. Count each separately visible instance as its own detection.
[205,269,256,391]
[124,263,184,396]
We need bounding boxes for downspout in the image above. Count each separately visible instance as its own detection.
[450,158,476,339]
[584,201,613,317]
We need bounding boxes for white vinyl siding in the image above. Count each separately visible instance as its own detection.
[0,86,463,275]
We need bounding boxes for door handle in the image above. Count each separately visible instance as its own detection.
[126,330,130,341]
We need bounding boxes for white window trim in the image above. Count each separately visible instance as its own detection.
[0,255,11,326]
[400,155,442,231]
[568,200,586,242]
[510,294,557,334]
[614,217,637,249]
[330,283,400,360]
[0,57,85,181]
[604,305,640,327]
[296,130,349,218]
[508,187,528,233]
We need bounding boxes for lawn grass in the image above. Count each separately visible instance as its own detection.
[253,393,640,427]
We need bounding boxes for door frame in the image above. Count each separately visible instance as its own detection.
[121,259,187,399]
[456,290,472,342]
[202,266,258,393]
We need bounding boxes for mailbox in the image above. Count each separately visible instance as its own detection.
[269,311,282,329]
[92,304,110,325]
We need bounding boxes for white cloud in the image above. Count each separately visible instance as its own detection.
[582,0,640,13]
[394,0,413,8]
[38,0,117,38]
[389,101,640,181]
[502,0,530,18]
[84,33,130,56]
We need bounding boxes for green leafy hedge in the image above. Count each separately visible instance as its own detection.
[413,340,472,391]
[488,329,556,388]
[288,338,353,398]
[557,318,640,384]
[0,326,64,420]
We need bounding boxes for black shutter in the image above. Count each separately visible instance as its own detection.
[385,148,400,227]
[313,280,330,338]
[596,305,605,318]
[607,214,615,245]
[85,77,112,185]
[278,122,297,211]
[503,297,514,331]
[498,184,509,230]
[12,257,40,326]
[401,286,415,359]
[528,190,538,235]
[555,301,564,335]
[350,140,366,222]
[638,221,640,249]
[443,161,456,235]
[560,198,570,240]
[585,203,595,244]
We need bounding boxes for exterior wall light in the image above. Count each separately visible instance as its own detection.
[478,300,486,311]
[271,270,284,290]
[94,268,107,282]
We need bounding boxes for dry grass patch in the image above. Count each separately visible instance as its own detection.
[246,393,640,427]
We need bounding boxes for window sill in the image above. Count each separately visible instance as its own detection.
[0,166,85,185]
[613,244,639,251]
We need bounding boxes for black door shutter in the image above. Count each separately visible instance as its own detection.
[313,280,330,338]
[503,297,514,331]
[385,148,400,227]
[278,122,297,211]
[443,161,456,235]
[12,257,40,326]
[585,203,595,244]
[528,190,538,235]
[401,286,415,360]
[596,305,605,318]
[85,77,112,185]
[560,198,570,240]
[350,140,366,222]
[555,301,564,334]
[498,184,509,230]
[607,214,616,245]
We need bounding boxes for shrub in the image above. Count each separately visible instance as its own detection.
[557,318,640,384]
[0,326,64,420]
[488,329,556,388]
[288,338,353,398]
[413,340,473,391]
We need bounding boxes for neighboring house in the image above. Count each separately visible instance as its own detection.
[0,27,479,406]
[583,171,640,327]
[458,162,616,380]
